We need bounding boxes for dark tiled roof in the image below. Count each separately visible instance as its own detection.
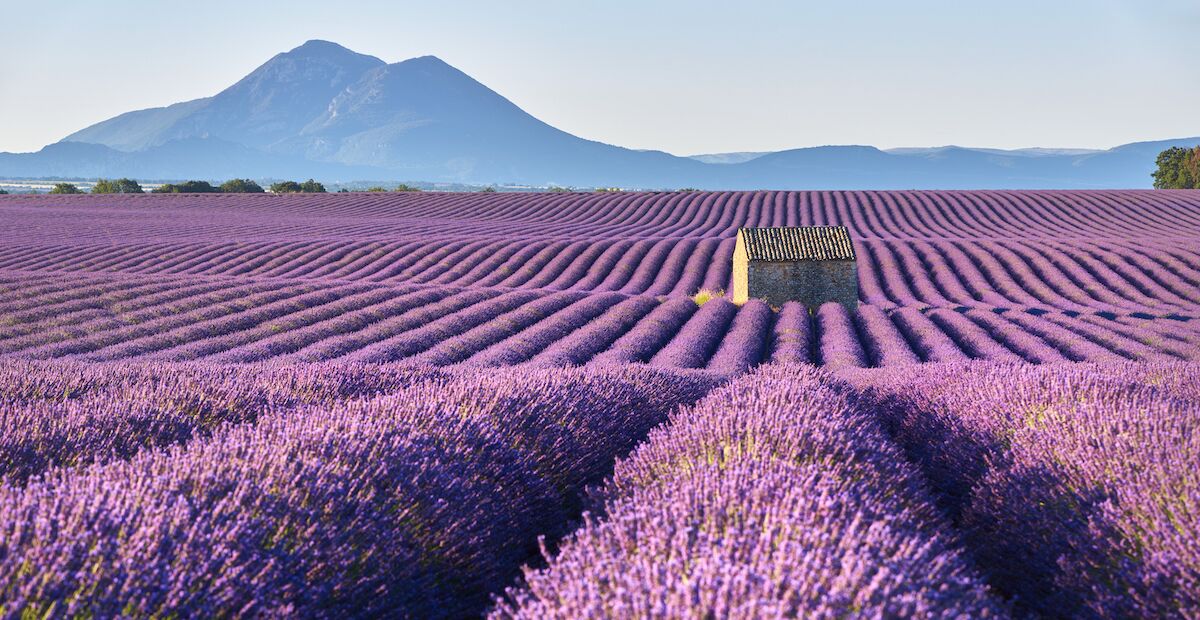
[739,226,856,261]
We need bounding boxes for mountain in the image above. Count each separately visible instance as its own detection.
[688,151,772,165]
[2,40,1196,189]
[719,139,1200,189]
[63,40,387,152]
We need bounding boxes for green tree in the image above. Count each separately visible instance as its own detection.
[1187,148,1200,188]
[91,178,143,194]
[393,184,421,192]
[152,180,218,193]
[115,178,143,193]
[1152,146,1200,189]
[219,179,265,193]
[546,186,572,193]
[270,181,303,193]
[299,179,326,193]
[366,186,388,192]
[49,183,83,194]
[479,186,497,193]
[0,189,8,195]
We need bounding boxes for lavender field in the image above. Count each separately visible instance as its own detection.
[0,190,1197,617]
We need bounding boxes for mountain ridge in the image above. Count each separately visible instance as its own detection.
[4,40,1197,189]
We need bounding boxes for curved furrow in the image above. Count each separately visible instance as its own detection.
[617,239,678,295]
[407,240,501,284]
[461,292,626,367]
[999,311,1128,363]
[149,287,401,362]
[667,238,720,297]
[496,241,573,289]
[341,290,544,363]
[0,279,234,347]
[962,309,1070,364]
[527,296,660,367]
[701,237,736,293]
[890,307,971,363]
[642,238,697,297]
[1048,241,1185,312]
[952,241,1045,307]
[925,308,1025,362]
[407,291,586,366]
[517,241,592,290]
[283,288,498,362]
[205,288,449,363]
[79,285,365,362]
[20,282,306,360]
[590,298,698,365]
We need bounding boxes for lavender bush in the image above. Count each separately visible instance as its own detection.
[494,364,1006,618]
[846,361,1200,617]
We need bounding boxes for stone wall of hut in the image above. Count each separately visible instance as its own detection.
[741,260,858,310]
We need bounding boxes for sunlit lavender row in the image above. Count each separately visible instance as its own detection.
[843,361,1200,617]
[0,364,715,617]
[0,360,445,484]
[494,364,1007,618]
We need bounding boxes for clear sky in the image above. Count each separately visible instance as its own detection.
[2,0,1197,155]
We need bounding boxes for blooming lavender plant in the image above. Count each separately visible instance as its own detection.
[847,361,1200,617]
[0,365,715,618]
[493,364,1006,618]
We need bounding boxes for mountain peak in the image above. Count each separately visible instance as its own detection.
[296,39,347,50]
[405,54,449,64]
[389,55,458,73]
[286,39,373,61]
[270,39,386,68]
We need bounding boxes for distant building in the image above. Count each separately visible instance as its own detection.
[732,226,858,311]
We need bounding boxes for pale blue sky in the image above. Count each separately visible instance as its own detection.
[2,0,1197,154]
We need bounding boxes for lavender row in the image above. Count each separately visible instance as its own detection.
[526,296,660,366]
[767,301,812,363]
[0,365,716,618]
[704,300,772,375]
[464,292,626,367]
[0,359,442,484]
[846,361,1200,617]
[589,297,697,364]
[494,364,1005,618]
[409,291,587,366]
[648,298,738,369]
[208,287,452,362]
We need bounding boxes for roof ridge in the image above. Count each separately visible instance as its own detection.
[738,226,856,261]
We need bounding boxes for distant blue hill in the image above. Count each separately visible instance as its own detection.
[2,40,1196,189]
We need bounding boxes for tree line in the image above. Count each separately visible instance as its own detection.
[43,179,438,194]
[47,178,333,194]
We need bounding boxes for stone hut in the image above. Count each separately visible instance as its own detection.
[732,226,858,311]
